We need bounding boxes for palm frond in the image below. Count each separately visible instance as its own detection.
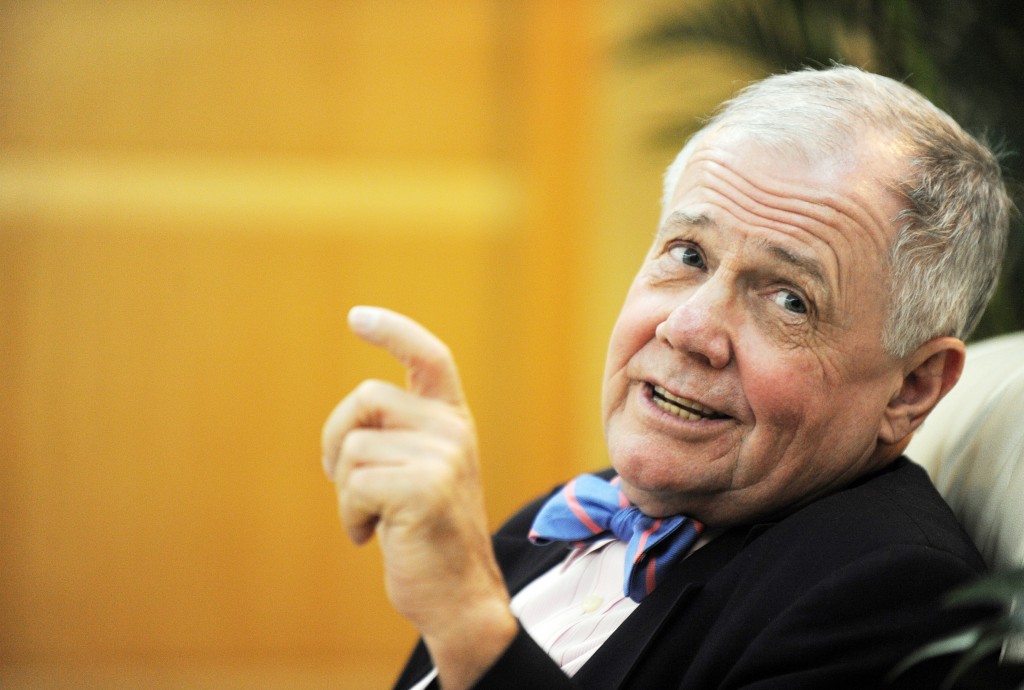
[891,569,1024,688]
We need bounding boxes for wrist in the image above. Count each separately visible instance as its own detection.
[425,599,518,690]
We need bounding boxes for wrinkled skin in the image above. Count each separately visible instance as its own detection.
[603,129,964,525]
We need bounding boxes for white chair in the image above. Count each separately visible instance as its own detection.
[906,331,1024,661]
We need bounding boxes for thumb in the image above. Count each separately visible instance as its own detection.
[348,306,465,404]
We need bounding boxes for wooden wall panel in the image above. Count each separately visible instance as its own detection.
[0,0,502,157]
[0,212,552,683]
[0,1,602,687]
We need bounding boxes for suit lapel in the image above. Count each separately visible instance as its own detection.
[498,535,572,596]
[573,527,750,689]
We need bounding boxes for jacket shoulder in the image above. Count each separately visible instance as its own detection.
[765,457,986,569]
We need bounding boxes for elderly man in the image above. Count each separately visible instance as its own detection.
[322,66,1010,689]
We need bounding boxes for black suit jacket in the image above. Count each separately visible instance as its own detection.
[393,458,990,689]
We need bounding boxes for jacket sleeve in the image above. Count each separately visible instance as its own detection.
[469,622,578,689]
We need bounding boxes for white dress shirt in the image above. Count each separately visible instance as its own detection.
[406,531,714,689]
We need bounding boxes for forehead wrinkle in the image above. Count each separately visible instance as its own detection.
[697,183,847,290]
[695,152,895,256]
[695,159,880,297]
[701,160,854,241]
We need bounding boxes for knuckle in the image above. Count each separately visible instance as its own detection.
[415,340,453,371]
[339,428,372,460]
[436,408,474,443]
[451,412,474,436]
[353,378,391,399]
[419,461,456,497]
[432,437,461,465]
[340,460,369,494]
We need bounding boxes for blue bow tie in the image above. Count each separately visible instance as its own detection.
[529,473,702,602]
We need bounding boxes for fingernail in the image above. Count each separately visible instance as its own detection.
[348,305,381,334]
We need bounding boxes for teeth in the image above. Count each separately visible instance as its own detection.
[652,385,720,420]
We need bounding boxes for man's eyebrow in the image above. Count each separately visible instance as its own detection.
[760,241,829,289]
[660,210,829,289]
[661,210,712,232]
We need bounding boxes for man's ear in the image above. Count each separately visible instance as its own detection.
[878,336,966,447]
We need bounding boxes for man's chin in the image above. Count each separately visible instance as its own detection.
[618,477,704,519]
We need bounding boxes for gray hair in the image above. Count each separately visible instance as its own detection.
[661,66,1011,358]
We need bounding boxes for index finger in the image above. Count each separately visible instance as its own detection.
[348,306,465,404]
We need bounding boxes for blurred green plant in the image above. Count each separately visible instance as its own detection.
[629,0,1023,340]
[889,569,1024,689]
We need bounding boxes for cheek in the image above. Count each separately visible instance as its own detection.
[738,344,828,438]
[737,341,882,481]
[602,294,661,418]
[605,294,661,371]
[602,322,641,411]
[734,365,834,493]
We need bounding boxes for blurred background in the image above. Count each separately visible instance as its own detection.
[2,1,1019,688]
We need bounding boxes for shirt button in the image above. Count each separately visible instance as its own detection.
[581,594,603,613]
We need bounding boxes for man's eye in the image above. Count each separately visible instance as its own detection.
[774,290,808,315]
[668,245,705,269]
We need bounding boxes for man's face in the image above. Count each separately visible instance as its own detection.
[602,130,910,525]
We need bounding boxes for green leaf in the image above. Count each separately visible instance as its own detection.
[888,626,984,682]
[946,570,1024,607]
[943,631,1009,689]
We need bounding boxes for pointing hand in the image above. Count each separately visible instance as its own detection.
[322,307,517,689]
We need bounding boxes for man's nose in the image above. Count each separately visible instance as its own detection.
[654,281,733,369]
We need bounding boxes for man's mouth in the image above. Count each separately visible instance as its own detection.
[650,384,727,421]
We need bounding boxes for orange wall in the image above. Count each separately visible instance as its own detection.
[1,2,600,687]
[1,2,756,687]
